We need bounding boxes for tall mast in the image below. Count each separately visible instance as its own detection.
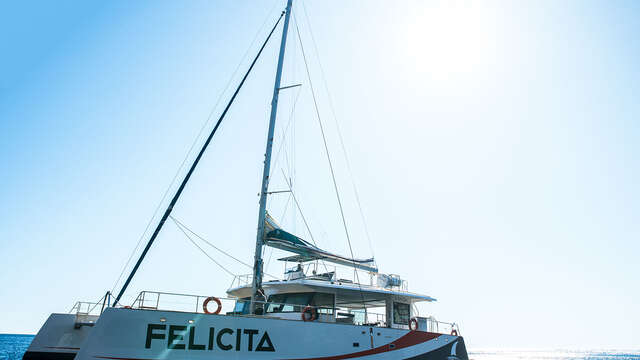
[250,0,293,313]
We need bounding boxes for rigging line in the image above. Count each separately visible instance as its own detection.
[280,168,331,276]
[279,168,317,247]
[171,217,236,278]
[112,11,286,306]
[170,216,251,269]
[300,0,375,258]
[110,3,283,295]
[171,216,278,279]
[279,192,293,224]
[294,13,368,314]
[271,85,302,178]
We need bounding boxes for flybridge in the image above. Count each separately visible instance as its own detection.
[263,213,378,273]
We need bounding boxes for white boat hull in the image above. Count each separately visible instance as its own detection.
[57,308,468,360]
[23,313,97,360]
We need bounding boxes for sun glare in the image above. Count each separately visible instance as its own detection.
[400,2,498,85]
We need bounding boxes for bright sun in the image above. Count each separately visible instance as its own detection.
[399,2,499,85]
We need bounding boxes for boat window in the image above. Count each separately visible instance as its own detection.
[350,309,366,325]
[266,293,311,313]
[282,293,312,312]
[266,294,287,313]
[393,302,410,325]
[232,297,250,314]
[266,292,334,314]
[311,293,335,315]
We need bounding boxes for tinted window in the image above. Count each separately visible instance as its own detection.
[232,297,250,314]
[393,302,410,325]
[266,292,333,314]
[312,293,334,315]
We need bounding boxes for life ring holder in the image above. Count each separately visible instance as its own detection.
[301,306,317,322]
[203,296,222,315]
[409,318,419,331]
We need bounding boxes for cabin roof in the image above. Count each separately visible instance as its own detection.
[227,278,435,307]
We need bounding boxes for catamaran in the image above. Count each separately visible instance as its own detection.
[24,1,469,359]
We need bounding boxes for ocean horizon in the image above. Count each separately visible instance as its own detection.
[2,333,638,360]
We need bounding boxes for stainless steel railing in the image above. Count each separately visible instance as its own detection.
[129,290,387,326]
[66,290,461,334]
[69,291,113,316]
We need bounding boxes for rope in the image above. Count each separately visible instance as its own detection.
[110,2,283,295]
[280,168,317,246]
[171,216,278,279]
[271,85,302,183]
[280,168,332,275]
[300,0,375,258]
[293,13,368,314]
[170,217,236,277]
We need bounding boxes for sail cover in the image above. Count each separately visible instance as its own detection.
[264,213,378,273]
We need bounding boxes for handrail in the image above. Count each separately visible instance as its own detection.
[129,290,386,326]
[69,291,111,314]
[69,290,459,334]
[414,316,460,334]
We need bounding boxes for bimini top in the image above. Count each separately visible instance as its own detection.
[263,213,378,273]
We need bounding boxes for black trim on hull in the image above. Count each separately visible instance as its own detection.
[23,351,76,360]
[405,337,469,360]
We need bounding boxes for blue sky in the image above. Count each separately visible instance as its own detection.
[1,0,638,349]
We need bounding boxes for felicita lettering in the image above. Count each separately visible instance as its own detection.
[146,324,275,352]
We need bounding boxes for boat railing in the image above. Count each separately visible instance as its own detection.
[416,316,461,335]
[130,291,239,314]
[69,301,102,315]
[129,290,387,326]
[229,271,412,295]
[130,291,335,316]
[69,291,113,316]
[69,291,113,328]
[228,273,253,289]
[128,291,460,334]
[362,311,386,326]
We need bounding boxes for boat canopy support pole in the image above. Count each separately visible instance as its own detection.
[250,0,293,314]
[111,11,286,307]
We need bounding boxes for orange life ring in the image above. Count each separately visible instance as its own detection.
[301,306,317,321]
[451,329,458,336]
[203,296,222,314]
[409,318,419,331]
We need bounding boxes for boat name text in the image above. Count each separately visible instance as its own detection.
[145,324,275,352]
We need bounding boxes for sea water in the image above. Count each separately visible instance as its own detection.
[0,335,33,360]
[469,349,640,360]
[0,334,638,360]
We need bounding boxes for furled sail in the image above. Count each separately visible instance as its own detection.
[264,213,378,273]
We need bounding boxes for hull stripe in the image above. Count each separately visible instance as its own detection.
[92,332,447,360]
[94,357,154,360]
[281,331,441,360]
[23,351,77,360]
